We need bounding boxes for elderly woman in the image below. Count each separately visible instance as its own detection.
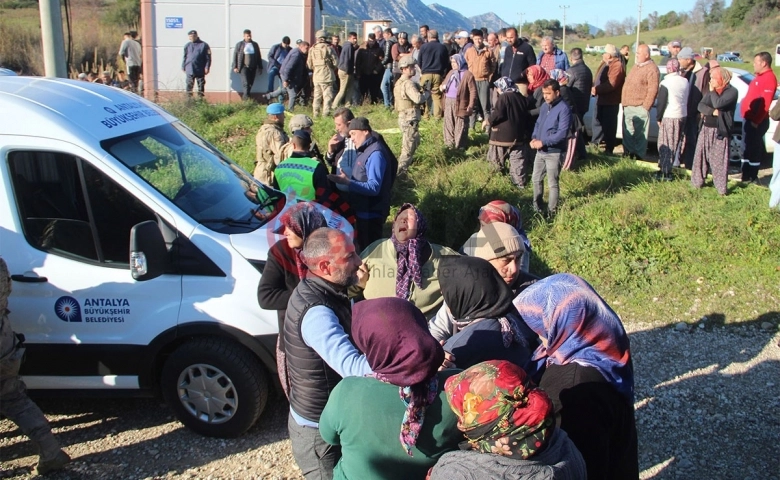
[483,77,533,189]
[526,65,550,118]
[691,64,737,195]
[513,273,638,479]
[353,203,457,319]
[430,360,586,480]
[656,59,689,180]
[431,256,537,371]
[440,54,477,149]
[319,298,461,479]
[472,200,532,274]
[257,202,327,398]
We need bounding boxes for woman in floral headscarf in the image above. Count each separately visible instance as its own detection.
[441,54,477,149]
[319,298,461,479]
[257,202,327,398]
[429,360,586,480]
[513,273,638,479]
[483,77,533,189]
[691,63,737,195]
[352,203,458,319]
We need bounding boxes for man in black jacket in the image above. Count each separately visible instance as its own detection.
[232,29,262,100]
[417,30,450,118]
[565,48,593,159]
[500,27,536,87]
[267,37,291,93]
[332,32,358,109]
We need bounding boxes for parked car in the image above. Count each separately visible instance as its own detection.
[0,76,352,438]
[717,54,743,63]
[583,66,779,159]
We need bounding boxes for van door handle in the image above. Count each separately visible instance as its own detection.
[11,274,49,283]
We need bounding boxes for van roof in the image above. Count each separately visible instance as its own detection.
[0,77,174,144]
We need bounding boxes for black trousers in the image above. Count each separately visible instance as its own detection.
[742,118,769,181]
[239,66,257,100]
[128,65,141,93]
[680,116,700,169]
[186,74,206,97]
[355,217,384,252]
[597,104,620,153]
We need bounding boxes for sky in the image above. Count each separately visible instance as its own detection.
[423,0,710,30]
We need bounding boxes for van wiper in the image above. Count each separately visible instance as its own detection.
[198,217,254,226]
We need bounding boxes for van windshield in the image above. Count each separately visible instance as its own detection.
[101,122,285,234]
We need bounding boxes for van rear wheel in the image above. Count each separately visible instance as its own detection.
[161,338,268,438]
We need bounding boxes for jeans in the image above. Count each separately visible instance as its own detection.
[380,68,394,107]
[266,66,280,93]
[288,413,340,480]
[532,150,564,213]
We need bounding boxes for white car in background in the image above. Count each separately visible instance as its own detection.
[583,66,779,160]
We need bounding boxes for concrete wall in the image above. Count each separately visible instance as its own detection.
[141,0,315,102]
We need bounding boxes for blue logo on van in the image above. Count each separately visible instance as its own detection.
[54,296,82,322]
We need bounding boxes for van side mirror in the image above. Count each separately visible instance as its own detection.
[130,220,169,281]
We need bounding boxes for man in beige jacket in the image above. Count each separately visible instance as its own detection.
[464,29,494,127]
[621,44,659,159]
[307,30,337,117]
[254,103,288,185]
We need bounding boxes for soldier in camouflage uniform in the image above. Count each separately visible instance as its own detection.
[0,258,70,475]
[254,103,289,185]
[393,56,430,174]
[306,30,337,118]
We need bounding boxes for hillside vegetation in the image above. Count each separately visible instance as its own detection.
[164,100,780,328]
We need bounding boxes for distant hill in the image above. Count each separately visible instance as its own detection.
[320,0,510,34]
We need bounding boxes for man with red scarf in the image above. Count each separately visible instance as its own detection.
[740,52,778,183]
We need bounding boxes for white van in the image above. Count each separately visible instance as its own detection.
[0,77,339,438]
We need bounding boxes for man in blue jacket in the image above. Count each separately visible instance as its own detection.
[328,117,394,250]
[267,36,291,93]
[182,30,211,97]
[266,41,310,111]
[530,79,571,217]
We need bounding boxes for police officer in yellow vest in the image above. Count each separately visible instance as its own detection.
[274,130,332,201]
[307,30,337,118]
[393,55,430,175]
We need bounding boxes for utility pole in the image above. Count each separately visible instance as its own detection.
[39,0,67,78]
[636,0,642,55]
[344,20,348,40]
[355,23,361,41]
[517,12,525,38]
[322,14,328,32]
[560,5,570,53]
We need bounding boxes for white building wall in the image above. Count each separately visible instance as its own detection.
[144,0,314,99]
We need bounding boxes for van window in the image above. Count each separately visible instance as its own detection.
[101,122,284,234]
[9,151,156,265]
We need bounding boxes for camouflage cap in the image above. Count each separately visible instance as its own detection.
[398,56,416,69]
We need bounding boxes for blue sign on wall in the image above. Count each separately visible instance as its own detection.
[165,17,183,29]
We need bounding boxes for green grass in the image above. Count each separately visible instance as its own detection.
[164,99,780,329]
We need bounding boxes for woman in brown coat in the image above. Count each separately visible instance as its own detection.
[440,54,476,149]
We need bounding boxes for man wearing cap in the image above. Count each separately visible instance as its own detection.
[267,37,292,94]
[118,31,142,93]
[660,40,681,66]
[621,44,659,160]
[380,28,398,108]
[307,31,337,117]
[418,30,450,118]
[254,103,288,185]
[464,29,494,125]
[328,118,395,250]
[679,46,710,169]
[391,32,412,82]
[591,44,625,155]
[275,130,332,202]
[232,29,262,101]
[741,51,778,183]
[332,32,358,110]
[182,30,211,97]
[394,56,430,175]
[454,30,472,56]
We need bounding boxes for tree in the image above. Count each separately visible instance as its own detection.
[690,0,708,24]
[723,0,756,28]
[705,0,726,24]
[646,11,659,30]
[621,16,636,35]
[103,0,140,30]
[603,20,623,36]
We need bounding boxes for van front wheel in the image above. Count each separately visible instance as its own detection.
[161,338,268,438]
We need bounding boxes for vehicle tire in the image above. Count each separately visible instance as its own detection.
[161,337,268,438]
[729,128,744,163]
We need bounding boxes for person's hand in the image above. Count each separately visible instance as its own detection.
[657,121,662,127]
[233,68,239,73]
[713,109,719,117]
[751,121,759,128]
[356,262,370,289]
[328,172,350,185]
[328,134,341,153]
[283,81,289,88]
[439,342,456,370]
[481,119,489,130]
[438,83,446,92]
[590,86,596,96]
[205,68,210,75]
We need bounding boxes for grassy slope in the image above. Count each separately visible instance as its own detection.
[166,100,780,328]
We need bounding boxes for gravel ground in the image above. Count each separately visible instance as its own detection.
[2,318,778,480]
